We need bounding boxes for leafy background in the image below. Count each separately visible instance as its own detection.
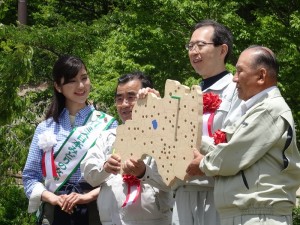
[0,0,300,224]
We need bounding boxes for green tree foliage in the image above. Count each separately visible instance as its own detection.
[0,185,35,225]
[0,35,33,125]
[0,0,300,223]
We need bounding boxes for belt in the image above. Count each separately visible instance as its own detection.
[57,182,95,195]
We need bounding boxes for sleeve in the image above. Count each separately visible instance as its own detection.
[200,136,215,155]
[200,109,285,176]
[22,122,47,213]
[139,156,170,192]
[81,131,115,187]
[22,123,46,199]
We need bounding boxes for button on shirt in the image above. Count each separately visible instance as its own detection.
[22,105,118,198]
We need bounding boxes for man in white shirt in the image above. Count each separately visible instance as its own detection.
[173,19,241,225]
[81,72,173,225]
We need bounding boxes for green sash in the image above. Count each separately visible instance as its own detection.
[45,110,115,193]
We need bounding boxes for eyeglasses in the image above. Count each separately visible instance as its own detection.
[185,41,215,51]
[115,94,137,105]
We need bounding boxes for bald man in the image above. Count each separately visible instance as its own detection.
[196,45,300,225]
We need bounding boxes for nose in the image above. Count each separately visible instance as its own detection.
[78,80,84,88]
[233,73,238,83]
[120,98,130,106]
[189,45,200,54]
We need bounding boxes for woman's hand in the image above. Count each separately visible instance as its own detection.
[61,187,100,214]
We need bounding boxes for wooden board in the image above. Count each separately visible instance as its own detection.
[113,79,203,186]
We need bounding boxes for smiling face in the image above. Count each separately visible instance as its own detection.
[115,79,142,123]
[55,66,90,113]
[188,26,227,79]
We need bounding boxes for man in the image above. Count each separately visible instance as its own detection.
[198,46,300,225]
[173,20,240,225]
[81,72,173,225]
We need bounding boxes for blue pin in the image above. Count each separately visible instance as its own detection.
[152,119,158,130]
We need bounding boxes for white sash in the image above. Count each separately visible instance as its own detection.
[45,110,115,193]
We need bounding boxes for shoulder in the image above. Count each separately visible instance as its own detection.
[92,110,115,120]
[94,129,117,155]
[208,73,236,96]
[262,89,291,115]
[99,129,117,144]
[263,91,293,125]
[35,118,56,133]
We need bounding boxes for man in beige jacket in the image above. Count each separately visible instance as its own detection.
[196,45,300,225]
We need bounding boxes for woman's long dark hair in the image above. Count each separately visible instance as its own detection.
[45,55,87,122]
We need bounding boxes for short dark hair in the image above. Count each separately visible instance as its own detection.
[46,55,87,122]
[247,45,279,79]
[115,71,153,97]
[194,19,233,63]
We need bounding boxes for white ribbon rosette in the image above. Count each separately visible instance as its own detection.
[38,131,58,178]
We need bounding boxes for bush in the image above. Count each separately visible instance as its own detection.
[293,205,300,225]
[0,184,35,225]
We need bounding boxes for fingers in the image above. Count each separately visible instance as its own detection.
[186,150,204,176]
[61,193,82,214]
[137,88,161,99]
[122,159,134,175]
[53,194,65,208]
[104,154,121,174]
[122,158,146,177]
[186,161,202,176]
[193,149,201,158]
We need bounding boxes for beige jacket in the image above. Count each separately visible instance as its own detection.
[200,88,300,218]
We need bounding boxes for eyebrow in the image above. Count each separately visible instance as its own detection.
[189,40,209,43]
[116,91,137,97]
[127,91,138,96]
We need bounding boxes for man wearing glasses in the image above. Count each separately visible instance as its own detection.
[172,20,241,225]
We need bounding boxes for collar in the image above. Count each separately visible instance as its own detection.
[60,105,95,125]
[200,71,229,91]
[240,86,277,115]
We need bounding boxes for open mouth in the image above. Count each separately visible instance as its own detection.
[75,91,86,96]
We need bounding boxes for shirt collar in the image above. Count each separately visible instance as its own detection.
[240,86,277,115]
[200,70,229,91]
[60,105,95,125]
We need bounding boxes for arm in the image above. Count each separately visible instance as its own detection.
[22,123,48,213]
[81,130,117,187]
[22,124,45,199]
[59,187,100,214]
[200,109,284,176]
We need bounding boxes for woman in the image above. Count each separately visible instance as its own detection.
[22,55,117,225]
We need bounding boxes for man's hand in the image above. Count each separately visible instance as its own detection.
[122,158,146,178]
[137,87,161,99]
[186,149,205,176]
[104,154,121,175]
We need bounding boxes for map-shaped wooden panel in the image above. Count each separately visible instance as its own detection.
[114,79,203,186]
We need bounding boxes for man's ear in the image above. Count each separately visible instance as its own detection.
[257,68,267,85]
[220,44,228,57]
[54,82,61,93]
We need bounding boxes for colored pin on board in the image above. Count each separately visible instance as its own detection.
[152,119,158,129]
[113,79,203,186]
